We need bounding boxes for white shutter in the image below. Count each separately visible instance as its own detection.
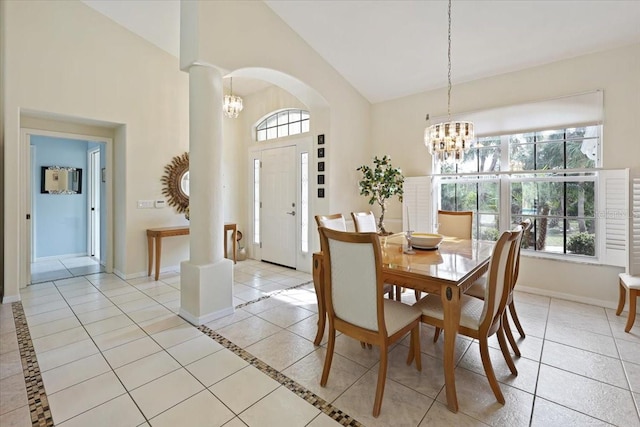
[629,171,640,275]
[403,176,432,233]
[598,169,628,267]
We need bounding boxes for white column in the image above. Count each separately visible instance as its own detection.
[180,64,234,325]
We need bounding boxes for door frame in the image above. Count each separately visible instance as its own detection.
[248,136,312,272]
[22,128,114,286]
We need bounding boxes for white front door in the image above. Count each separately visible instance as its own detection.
[260,145,297,268]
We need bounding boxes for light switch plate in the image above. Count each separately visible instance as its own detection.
[137,200,154,209]
[154,200,166,208]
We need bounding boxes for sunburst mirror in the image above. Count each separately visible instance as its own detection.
[161,152,189,213]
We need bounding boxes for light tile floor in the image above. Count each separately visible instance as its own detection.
[31,256,105,284]
[1,259,640,426]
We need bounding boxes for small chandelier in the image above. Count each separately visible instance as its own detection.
[223,77,243,119]
[425,0,474,164]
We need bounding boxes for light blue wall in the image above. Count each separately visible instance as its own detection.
[32,135,89,258]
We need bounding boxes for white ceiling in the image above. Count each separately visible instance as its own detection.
[83,0,640,103]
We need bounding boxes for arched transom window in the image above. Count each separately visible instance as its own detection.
[256,109,310,142]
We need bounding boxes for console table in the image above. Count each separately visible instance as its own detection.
[146,223,237,281]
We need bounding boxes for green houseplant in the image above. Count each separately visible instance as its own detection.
[357,155,404,235]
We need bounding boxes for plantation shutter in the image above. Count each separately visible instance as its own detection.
[629,171,640,275]
[403,177,432,233]
[598,169,628,267]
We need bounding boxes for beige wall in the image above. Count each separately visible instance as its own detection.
[0,0,5,299]
[4,0,638,308]
[372,43,640,307]
[3,1,190,298]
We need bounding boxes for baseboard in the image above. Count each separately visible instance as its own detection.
[179,306,235,326]
[34,253,88,262]
[517,285,618,311]
[2,295,21,304]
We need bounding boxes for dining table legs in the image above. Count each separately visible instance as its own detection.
[441,285,461,413]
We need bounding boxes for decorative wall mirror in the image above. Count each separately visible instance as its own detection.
[41,166,82,194]
[161,152,189,213]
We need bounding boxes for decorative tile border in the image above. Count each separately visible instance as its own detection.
[12,302,54,427]
[12,276,362,426]
[234,279,314,309]
[198,324,363,427]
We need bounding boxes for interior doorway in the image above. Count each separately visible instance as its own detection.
[25,129,110,284]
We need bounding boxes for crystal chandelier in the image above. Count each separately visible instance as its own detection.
[425,0,474,164]
[223,77,243,119]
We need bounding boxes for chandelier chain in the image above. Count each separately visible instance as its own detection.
[424,0,474,165]
[447,0,452,120]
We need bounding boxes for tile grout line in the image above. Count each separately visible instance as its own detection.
[607,309,640,424]
[12,301,54,427]
[198,324,364,427]
[15,274,315,426]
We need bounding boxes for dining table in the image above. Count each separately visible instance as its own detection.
[312,233,495,413]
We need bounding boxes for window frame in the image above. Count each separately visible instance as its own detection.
[256,109,310,142]
[433,125,602,261]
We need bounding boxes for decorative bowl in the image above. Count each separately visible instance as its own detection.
[410,233,444,249]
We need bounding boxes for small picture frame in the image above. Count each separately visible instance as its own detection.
[318,134,325,145]
[318,161,325,172]
[317,174,325,185]
[317,147,325,158]
[101,168,106,183]
[318,188,325,198]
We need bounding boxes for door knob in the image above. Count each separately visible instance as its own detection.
[286,211,296,216]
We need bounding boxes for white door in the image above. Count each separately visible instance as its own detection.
[260,145,297,267]
[88,148,101,259]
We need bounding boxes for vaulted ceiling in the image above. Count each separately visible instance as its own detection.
[83,0,640,103]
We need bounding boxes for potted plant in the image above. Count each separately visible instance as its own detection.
[357,155,404,235]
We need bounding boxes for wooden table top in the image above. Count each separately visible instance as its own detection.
[379,233,494,286]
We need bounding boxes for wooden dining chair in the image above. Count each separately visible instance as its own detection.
[617,273,640,332]
[318,227,422,417]
[415,209,474,302]
[315,213,394,299]
[466,220,531,356]
[437,210,473,239]
[412,227,522,404]
[315,213,347,231]
[314,213,393,348]
[352,211,402,301]
[351,211,378,233]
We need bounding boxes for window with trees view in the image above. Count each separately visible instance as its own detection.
[437,125,600,258]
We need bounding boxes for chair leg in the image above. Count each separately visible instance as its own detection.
[373,344,389,418]
[479,338,505,404]
[414,290,422,301]
[503,311,521,357]
[320,327,336,387]
[395,286,402,301]
[497,316,518,376]
[406,327,421,370]
[625,289,638,333]
[314,311,326,346]
[509,302,526,339]
[617,280,627,316]
[433,327,441,343]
